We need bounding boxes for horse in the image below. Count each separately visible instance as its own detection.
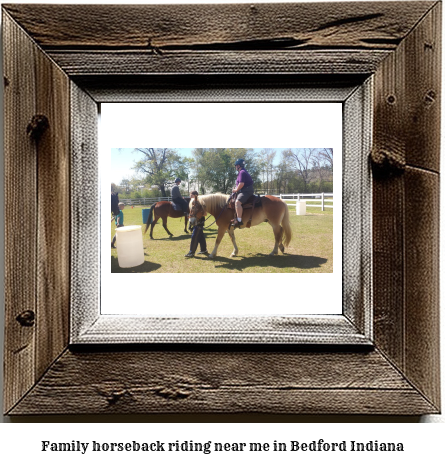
[188,193,292,258]
[144,198,190,239]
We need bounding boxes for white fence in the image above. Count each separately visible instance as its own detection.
[120,193,334,211]
[121,197,172,206]
[278,193,333,211]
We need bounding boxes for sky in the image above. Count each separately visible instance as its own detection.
[110,148,193,185]
[111,147,290,185]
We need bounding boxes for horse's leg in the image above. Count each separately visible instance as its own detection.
[184,215,189,233]
[269,222,284,255]
[150,215,159,239]
[227,228,238,257]
[208,225,227,259]
[162,216,173,237]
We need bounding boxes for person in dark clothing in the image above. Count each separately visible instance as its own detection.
[185,191,208,258]
[111,202,125,248]
[171,177,189,216]
[232,158,254,228]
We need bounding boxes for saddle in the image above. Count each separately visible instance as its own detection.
[228,194,262,210]
[171,197,190,213]
[228,194,262,228]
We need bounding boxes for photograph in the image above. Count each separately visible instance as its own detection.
[100,102,342,317]
[110,147,335,273]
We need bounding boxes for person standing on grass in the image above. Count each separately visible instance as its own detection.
[185,191,208,258]
[111,202,125,248]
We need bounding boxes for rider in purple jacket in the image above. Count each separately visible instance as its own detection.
[232,158,254,228]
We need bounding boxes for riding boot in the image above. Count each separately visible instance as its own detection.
[231,218,243,229]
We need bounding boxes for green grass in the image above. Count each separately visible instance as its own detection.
[111,205,333,273]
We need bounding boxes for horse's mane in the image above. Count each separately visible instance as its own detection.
[191,193,230,214]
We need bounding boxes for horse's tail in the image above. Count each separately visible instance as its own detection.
[281,201,292,248]
[144,204,156,234]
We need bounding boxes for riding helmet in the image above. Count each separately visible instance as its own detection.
[234,158,245,167]
[175,177,181,183]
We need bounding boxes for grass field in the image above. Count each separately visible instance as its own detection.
[111,205,333,273]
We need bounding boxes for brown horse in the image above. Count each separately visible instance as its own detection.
[144,198,190,239]
[188,193,292,258]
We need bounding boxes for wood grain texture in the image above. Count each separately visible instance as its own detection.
[46,50,391,77]
[35,37,71,382]
[372,2,441,411]
[404,2,441,172]
[75,316,370,345]
[3,2,433,79]
[70,83,100,337]
[372,174,405,368]
[372,1,441,172]
[2,2,435,49]
[342,81,372,336]
[3,12,38,414]
[404,168,440,407]
[8,349,437,415]
[75,75,365,103]
[3,10,71,413]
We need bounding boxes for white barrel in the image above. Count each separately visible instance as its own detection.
[296,200,306,216]
[115,225,144,268]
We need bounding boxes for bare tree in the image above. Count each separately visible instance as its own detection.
[283,148,316,193]
[260,149,276,194]
[317,148,333,169]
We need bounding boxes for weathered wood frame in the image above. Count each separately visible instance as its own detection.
[2,2,441,415]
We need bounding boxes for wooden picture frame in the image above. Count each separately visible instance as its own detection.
[2,2,441,415]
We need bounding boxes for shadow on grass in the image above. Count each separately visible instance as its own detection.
[149,231,218,241]
[211,253,328,271]
[111,255,161,273]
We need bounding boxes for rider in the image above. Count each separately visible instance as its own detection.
[232,158,254,228]
[171,177,189,217]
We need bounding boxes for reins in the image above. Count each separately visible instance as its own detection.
[192,194,234,230]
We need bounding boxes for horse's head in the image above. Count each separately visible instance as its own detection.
[188,197,206,226]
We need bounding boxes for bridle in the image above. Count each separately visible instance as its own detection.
[189,196,233,229]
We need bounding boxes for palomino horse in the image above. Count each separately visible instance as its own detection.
[144,198,190,239]
[188,193,292,258]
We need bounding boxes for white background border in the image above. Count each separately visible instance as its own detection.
[101,102,342,316]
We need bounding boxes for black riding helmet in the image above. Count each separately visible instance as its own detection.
[234,158,245,167]
[174,177,181,183]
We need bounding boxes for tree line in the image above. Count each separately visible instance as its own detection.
[112,148,333,198]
